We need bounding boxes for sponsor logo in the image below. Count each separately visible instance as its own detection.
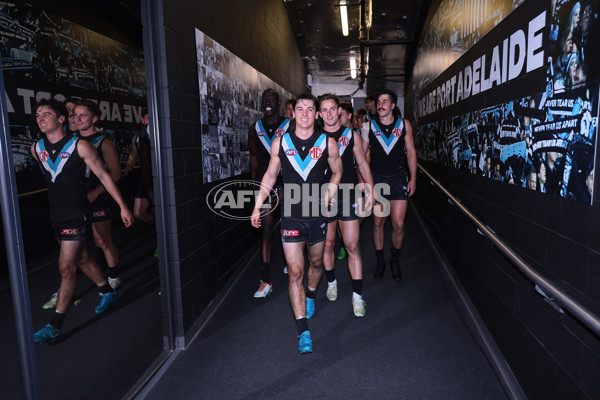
[275,128,286,137]
[61,228,79,235]
[206,180,278,220]
[93,210,107,218]
[282,229,299,237]
[39,150,49,162]
[309,146,322,160]
[392,128,402,137]
[59,152,70,158]
[338,136,350,146]
[285,149,298,156]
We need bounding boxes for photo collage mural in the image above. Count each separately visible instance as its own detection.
[195,29,293,183]
[1,2,146,193]
[412,0,599,204]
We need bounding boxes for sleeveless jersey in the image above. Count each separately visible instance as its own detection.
[368,117,407,177]
[327,126,356,184]
[35,135,89,221]
[252,117,290,182]
[279,130,329,221]
[77,131,106,192]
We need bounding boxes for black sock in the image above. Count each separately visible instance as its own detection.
[351,279,363,295]
[108,264,120,279]
[391,246,402,263]
[50,311,65,330]
[98,284,112,295]
[261,262,272,284]
[306,289,316,299]
[325,269,336,283]
[295,318,309,335]
[376,249,384,263]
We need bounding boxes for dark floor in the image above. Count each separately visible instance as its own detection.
[1,219,163,400]
[144,207,508,400]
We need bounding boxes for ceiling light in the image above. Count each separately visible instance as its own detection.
[340,0,349,36]
[349,51,357,79]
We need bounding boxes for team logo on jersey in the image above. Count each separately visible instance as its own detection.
[59,152,70,158]
[285,149,298,156]
[392,128,402,137]
[275,128,286,137]
[61,228,79,235]
[309,146,323,160]
[282,229,299,237]
[257,130,266,137]
[39,150,49,162]
[338,136,350,147]
[373,130,382,136]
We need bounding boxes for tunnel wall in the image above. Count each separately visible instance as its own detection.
[151,0,306,336]
[407,0,600,398]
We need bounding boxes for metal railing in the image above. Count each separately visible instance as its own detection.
[418,163,600,337]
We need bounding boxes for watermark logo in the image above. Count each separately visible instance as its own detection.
[206,180,278,220]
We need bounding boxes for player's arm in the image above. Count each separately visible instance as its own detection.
[251,136,281,228]
[87,138,121,202]
[124,135,139,176]
[353,132,375,199]
[78,140,133,227]
[404,119,417,196]
[248,125,258,181]
[325,137,342,206]
[360,121,370,155]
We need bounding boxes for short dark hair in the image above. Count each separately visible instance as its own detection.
[295,92,318,109]
[339,101,354,115]
[64,97,79,105]
[75,99,101,118]
[285,99,296,108]
[262,88,280,102]
[378,90,397,105]
[317,93,340,109]
[36,99,67,120]
[357,108,367,116]
[365,95,377,103]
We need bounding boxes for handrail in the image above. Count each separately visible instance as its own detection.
[418,163,600,337]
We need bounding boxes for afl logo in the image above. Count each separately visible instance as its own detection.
[38,150,49,162]
[285,149,298,156]
[338,137,350,147]
[392,128,402,137]
[59,152,70,158]
[374,131,382,136]
[257,130,266,137]
[309,146,322,160]
[275,128,286,137]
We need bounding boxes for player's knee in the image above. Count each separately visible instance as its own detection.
[344,240,359,255]
[392,220,405,233]
[59,262,77,279]
[323,238,336,253]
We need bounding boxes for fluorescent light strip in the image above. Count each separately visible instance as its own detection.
[340,0,349,36]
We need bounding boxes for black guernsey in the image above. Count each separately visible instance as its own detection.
[35,135,89,221]
[252,117,290,183]
[368,117,407,177]
[279,130,329,221]
[77,131,106,192]
[328,126,356,185]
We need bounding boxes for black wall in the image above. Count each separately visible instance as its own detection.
[151,0,306,336]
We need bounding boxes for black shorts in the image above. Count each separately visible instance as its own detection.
[281,218,328,246]
[52,215,90,242]
[374,173,409,202]
[89,193,112,222]
[326,187,359,222]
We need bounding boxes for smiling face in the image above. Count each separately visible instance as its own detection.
[36,105,65,135]
[318,98,341,129]
[261,91,279,118]
[74,105,98,133]
[294,99,317,130]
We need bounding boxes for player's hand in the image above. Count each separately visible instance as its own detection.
[251,208,262,228]
[407,179,416,197]
[121,208,134,227]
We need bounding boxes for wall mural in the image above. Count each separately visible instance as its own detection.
[195,29,293,184]
[412,0,599,204]
[1,2,146,193]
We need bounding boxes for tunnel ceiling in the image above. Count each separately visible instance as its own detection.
[283,0,430,95]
